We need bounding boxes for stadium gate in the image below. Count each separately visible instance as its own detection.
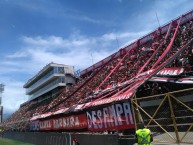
[131,88,193,144]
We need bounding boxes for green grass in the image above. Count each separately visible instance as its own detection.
[0,137,35,145]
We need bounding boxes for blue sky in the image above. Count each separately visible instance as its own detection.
[0,0,193,116]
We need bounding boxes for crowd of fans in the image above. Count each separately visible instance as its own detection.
[2,18,193,131]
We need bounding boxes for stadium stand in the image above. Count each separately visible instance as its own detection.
[1,10,193,145]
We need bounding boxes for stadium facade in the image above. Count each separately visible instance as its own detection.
[23,63,76,101]
[1,9,193,145]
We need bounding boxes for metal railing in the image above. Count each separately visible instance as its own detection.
[131,88,193,144]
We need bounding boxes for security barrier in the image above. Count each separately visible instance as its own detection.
[131,88,193,144]
[3,131,119,145]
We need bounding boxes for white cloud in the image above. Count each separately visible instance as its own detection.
[6,50,29,58]
[1,78,27,114]
[6,29,144,72]
[102,33,117,41]
[21,35,92,51]
[73,15,101,24]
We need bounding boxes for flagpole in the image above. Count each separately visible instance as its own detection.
[116,36,119,52]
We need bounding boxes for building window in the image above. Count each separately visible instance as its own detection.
[58,67,65,74]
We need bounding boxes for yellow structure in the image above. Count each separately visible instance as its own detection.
[131,88,193,144]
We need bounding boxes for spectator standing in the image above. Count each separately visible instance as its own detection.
[135,123,153,145]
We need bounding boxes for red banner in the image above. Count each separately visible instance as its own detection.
[38,114,87,130]
[30,102,135,131]
[86,102,134,131]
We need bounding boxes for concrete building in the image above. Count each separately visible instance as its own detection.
[23,62,76,102]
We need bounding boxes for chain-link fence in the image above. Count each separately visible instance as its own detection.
[131,88,193,144]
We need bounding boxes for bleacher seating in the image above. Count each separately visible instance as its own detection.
[2,12,193,132]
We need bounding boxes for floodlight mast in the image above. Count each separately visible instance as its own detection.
[0,83,5,123]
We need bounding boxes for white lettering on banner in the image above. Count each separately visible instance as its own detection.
[92,111,98,129]
[87,112,92,128]
[53,116,80,129]
[70,116,74,127]
[157,68,184,76]
[59,118,62,128]
[75,117,79,126]
[116,104,123,125]
[103,108,108,128]
[87,103,133,129]
[123,103,134,125]
[63,117,68,128]
[108,105,118,126]
[40,120,51,129]
[97,110,103,128]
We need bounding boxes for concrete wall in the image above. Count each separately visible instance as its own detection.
[3,131,129,145]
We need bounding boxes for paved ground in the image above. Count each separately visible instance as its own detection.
[151,132,193,145]
[133,132,193,145]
